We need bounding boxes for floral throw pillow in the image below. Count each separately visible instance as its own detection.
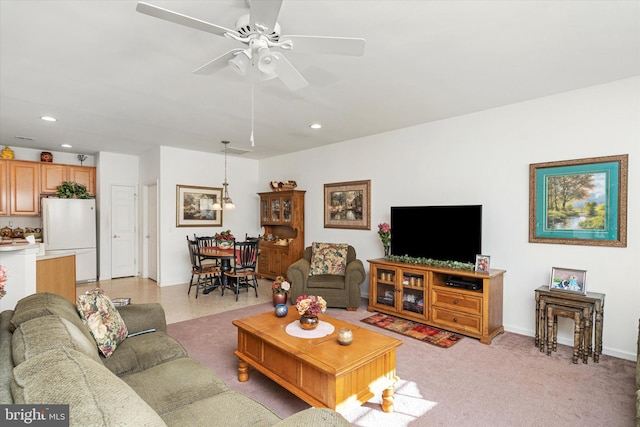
[76,288,128,358]
[309,242,348,276]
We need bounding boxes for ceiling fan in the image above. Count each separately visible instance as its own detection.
[136,1,366,91]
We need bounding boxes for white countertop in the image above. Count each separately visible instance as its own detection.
[0,242,39,252]
[37,250,76,261]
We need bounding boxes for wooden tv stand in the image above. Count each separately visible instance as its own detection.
[367,258,506,344]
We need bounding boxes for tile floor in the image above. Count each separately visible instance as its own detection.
[77,276,274,324]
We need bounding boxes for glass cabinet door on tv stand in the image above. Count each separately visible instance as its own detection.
[400,269,426,317]
[370,264,427,321]
[372,265,397,310]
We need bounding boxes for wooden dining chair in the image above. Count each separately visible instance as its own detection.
[186,236,221,298]
[194,235,220,267]
[223,240,259,301]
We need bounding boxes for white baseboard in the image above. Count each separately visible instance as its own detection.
[361,294,637,362]
[504,325,636,362]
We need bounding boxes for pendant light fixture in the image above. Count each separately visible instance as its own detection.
[212,141,236,211]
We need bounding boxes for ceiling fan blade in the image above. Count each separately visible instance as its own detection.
[249,0,283,34]
[136,2,236,38]
[272,53,308,91]
[193,49,244,75]
[281,35,366,56]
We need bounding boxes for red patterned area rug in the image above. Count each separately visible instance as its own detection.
[361,313,463,348]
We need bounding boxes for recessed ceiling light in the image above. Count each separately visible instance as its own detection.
[40,116,57,122]
[61,144,72,148]
[309,123,322,129]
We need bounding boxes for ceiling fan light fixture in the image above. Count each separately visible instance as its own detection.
[228,50,250,76]
[257,47,278,80]
[138,2,366,93]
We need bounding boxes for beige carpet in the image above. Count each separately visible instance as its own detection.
[167,300,636,426]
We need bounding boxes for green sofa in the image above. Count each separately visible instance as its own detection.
[287,245,365,310]
[0,292,350,426]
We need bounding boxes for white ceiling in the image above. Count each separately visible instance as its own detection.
[1,1,639,160]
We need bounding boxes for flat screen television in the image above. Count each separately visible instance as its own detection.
[390,205,482,264]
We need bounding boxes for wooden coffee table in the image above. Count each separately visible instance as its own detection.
[233,309,402,414]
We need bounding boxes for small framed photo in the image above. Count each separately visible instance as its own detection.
[549,267,587,294]
[474,255,491,273]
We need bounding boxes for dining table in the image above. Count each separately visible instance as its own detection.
[198,246,237,294]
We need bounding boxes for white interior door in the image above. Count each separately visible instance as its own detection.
[147,183,158,282]
[111,185,136,278]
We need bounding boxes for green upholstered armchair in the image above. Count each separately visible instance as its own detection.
[287,245,366,310]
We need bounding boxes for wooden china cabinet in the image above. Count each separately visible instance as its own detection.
[257,190,305,280]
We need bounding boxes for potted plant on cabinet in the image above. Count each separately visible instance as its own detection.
[56,181,90,199]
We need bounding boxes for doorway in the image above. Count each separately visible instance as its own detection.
[144,183,158,282]
[111,185,136,278]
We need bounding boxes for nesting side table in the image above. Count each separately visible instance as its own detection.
[534,285,605,363]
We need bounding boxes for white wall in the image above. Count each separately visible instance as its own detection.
[96,152,139,280]
[2,147,95,166]
[156,146,261,287]
[259,77,640,360]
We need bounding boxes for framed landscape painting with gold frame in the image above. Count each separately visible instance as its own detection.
[529,154,627,247]
[176,185,222,227]
[324,180,371,230]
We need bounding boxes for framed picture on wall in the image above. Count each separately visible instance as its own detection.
[529,154,628,247]
[324,180,371,230]
[176,185,222,227]
[549,267,587,295]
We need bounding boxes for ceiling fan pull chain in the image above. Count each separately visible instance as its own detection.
[250,76,255,147]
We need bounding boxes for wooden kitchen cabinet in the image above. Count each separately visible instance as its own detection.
[257,190,305,280]
[0,160,7,215]
[41,163,69,193]
[9,160,40,216]
[41,163,96,195]
[1,160,97,216]
[69,166,96,195]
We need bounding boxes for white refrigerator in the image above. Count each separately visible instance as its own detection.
[42,198,97,283]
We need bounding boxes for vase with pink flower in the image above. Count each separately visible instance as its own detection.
[378,222,391,257]
[295,295,327,330]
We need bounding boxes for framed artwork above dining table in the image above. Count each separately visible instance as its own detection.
[176,185,223,227]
